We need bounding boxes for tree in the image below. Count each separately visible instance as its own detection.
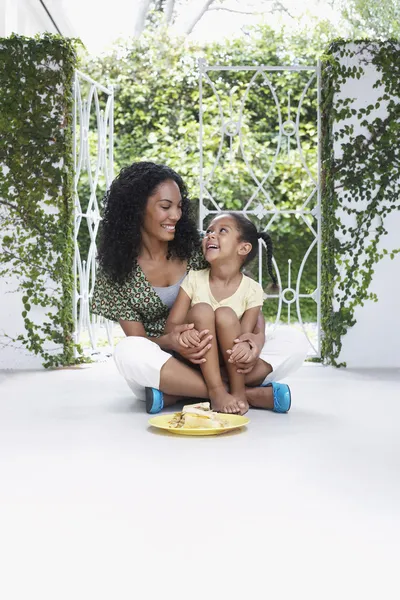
[340,0,400,39]
[132,0,300,38]
[180,0,215,35]
[132,0,400,40]
[132,0,214,37]
[133,0,153,37]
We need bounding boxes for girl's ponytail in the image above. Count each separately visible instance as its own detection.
[257,231,278,288]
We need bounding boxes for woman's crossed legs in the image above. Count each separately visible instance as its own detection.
[114,331,276,413]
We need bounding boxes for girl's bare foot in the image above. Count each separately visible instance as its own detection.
[233,393,250,415]
[245,385,274,410]
[209,386,245,414]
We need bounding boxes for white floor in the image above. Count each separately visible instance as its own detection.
[0,361,400,600]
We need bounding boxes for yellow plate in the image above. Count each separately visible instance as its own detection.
[148,413,250,436]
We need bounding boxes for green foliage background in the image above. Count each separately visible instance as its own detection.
[85,23,327,325]
[0,34,80,367]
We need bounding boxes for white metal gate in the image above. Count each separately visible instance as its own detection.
[72,70,114,354]
[198,59,321,356]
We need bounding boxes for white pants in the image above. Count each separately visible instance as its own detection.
[114,326,309,401]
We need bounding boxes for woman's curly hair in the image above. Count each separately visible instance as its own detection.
[97,161,201,284]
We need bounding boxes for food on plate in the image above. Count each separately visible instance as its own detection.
[168,402,228,429]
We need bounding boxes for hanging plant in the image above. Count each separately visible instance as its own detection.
[0,33,83,368]
[320,40,400,366]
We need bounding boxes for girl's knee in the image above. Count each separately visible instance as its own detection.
[189,302,214,319]
[215,306,238,327]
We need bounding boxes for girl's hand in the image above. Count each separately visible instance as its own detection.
[169,324,213,365]
[229,333,261,374]
[226,341,252,365]
[179,328,201,348]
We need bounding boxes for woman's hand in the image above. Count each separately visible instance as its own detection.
[168,323,212,365]
[228,333,261,374]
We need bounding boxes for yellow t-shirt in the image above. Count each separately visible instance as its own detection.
[180,269,264,319]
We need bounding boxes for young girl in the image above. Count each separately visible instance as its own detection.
[165,212,290,415]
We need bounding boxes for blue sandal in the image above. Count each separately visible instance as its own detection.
[145,387,164,414]
[262,382,291,413]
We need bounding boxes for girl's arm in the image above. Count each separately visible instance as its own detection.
[226,306,261,365]
[227,308,265,370]
[240,306,262,336]
[164,288,192,333]
[237,308,265,355]
[254,310,266,341]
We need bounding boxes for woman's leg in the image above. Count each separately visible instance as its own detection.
[187,303,245,414]
[114,336,209,407]
[245,326,309,409]
[214,307,248,412]
[159,356,209,399]
[260,325,309,383]
[244,359,273,386]
[245,383,274,409]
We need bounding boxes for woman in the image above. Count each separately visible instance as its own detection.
[92,161,308,414]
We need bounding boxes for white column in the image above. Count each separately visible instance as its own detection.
[1,0,19,36]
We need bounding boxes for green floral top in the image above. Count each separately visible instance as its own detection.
[91,248,207,338]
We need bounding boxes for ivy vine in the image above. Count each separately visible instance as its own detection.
[0,33,83,368]
[321,40,400,367]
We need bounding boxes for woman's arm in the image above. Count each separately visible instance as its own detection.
[119,318,177,351]
[120,297,211,364]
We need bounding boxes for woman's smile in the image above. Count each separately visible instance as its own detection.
[161,224,176,232]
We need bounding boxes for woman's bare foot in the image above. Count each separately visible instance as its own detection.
[162,393,180,407]
[245,385,274,410]
[209,386,245,414]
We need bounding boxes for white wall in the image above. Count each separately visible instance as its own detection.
[0,4,74,369]
[332,43,400,368]
[0,0,74,37]
[0,277,49,369]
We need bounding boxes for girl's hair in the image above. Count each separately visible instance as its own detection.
[97,161,201,284]
[221,212,278,286]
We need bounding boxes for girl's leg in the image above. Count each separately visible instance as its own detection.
[161,356,276,411]
[214,307,248,414]
[187,303,245,414]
